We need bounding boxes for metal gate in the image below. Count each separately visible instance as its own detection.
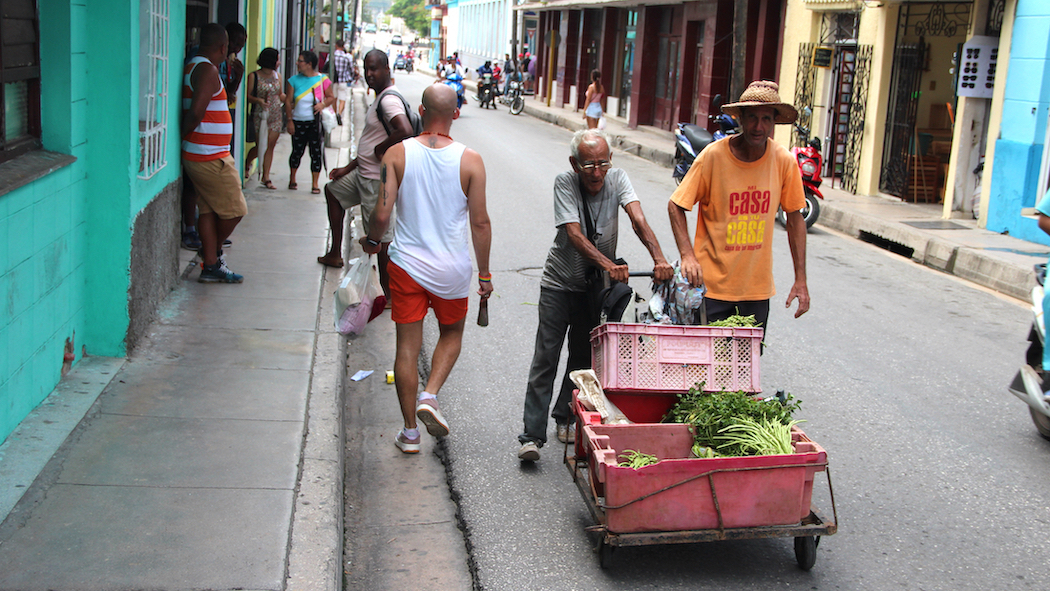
[840,45,872,194]
[793,43,817,148]
[879,42,926,198]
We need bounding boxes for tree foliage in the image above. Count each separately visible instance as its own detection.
[388,0,429,36]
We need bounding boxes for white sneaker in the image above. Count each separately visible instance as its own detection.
[557,423,576,444]
[518,441,540,462]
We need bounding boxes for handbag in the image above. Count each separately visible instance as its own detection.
[314,76,338,134]
[334,255,387,335]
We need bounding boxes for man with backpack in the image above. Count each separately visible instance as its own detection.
[319,49,417,299]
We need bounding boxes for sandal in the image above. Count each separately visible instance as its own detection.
[288,182,298,190]
[262,179,276,190]
[311,187,321,194]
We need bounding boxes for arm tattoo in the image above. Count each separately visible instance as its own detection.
[380,164,387,206]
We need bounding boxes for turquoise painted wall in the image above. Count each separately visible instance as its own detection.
[0,0,186,443]
[987,1,1050,245]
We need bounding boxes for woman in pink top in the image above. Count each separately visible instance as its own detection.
[584,70,605,129]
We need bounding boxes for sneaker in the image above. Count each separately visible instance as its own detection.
[198,262,244,283]
[223,238,232,247]
[198,249,230,271]
[181,230,201,250]
[416,398,449,437]
[557,423,576,444]
[395,429,420,454]
[518,441,540,462]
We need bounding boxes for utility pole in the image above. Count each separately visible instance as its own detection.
[731,0,747,101]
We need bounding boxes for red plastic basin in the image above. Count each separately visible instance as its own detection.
[584,422,827,534]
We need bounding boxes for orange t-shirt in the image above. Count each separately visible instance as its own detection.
[670,137,805,301]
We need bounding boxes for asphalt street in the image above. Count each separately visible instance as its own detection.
[353,68,1050,590]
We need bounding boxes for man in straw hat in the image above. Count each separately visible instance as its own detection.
[667,80,810,336]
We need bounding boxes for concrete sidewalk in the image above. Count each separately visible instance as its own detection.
[517,93,1049,301]
[0,108,356,590]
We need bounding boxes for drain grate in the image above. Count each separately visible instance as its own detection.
[859,230,915,259]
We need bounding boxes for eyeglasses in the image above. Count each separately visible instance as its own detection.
[578,160,611,172]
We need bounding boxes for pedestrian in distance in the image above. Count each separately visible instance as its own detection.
[243,48,285,190]
[583,69,604,129]
[318,49,415,303]
[363,83,493,454]
[181,23,248,284]
[517,129,674,462]
[285,50,335,194]
[668,80,810,338]
[331,39,353,123]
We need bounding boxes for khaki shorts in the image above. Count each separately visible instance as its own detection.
[182,155,248,219]
[334,82,351,101]
[326,168,394,242]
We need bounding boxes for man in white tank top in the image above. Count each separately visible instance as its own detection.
[362,84,493,454]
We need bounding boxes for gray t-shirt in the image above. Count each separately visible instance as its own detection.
[541,168,639,292]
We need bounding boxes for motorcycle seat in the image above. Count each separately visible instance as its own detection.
[681,124,714,153]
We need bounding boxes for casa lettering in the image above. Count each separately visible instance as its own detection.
[725,219,766,246]
[728,190,771,215]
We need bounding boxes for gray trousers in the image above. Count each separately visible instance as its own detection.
[519,287,596,447]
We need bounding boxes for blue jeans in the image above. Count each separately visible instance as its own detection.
[519,287,595,447]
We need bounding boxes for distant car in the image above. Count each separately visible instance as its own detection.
[364,23,376,33]
[391,34,402,45]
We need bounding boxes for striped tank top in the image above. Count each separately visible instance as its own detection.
[182,56,232,161]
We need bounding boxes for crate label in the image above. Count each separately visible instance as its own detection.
[658,336,710,364]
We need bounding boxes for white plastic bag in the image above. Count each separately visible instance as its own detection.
[334,255,386,335]
[320,107,338,134]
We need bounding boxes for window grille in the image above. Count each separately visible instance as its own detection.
[0,0,42,164]
[138,0,170,179]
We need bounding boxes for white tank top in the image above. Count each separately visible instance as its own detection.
[389,138,472,299]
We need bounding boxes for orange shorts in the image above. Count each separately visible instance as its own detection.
[388,261,468,325]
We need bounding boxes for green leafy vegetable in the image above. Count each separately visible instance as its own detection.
[618,449,660,469]
[716,417,799,456]
[664,386,801,457]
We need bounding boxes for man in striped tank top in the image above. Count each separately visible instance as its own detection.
[362,84,492,454]
[181,23,248,283]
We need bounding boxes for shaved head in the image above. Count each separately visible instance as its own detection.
[422,84,458,119]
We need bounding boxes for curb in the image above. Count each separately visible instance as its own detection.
[817,202,1034,301]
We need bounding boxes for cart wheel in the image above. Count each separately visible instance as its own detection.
[597,538,615,569]
[794,536,819,571]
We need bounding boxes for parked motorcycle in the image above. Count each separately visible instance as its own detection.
[672,95,737,184]
[476,72,497,109]
[499,77,525,115]
[672,123,714,185]
[776,108,823,230]
[443,71,465,109]
[1008,263,1050,439]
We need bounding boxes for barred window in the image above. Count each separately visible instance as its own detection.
[0,0,42,165]
[138,0,170,179]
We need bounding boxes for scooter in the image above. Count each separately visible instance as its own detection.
[1008,264,1050,440]
[499,75,525,115]
[672,123,714,185]
[443,71,465,109]
[672,95,737,184]
[776,109,824,230]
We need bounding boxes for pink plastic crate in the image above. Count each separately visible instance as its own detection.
[584,423,826,534]
[590,323,763,393]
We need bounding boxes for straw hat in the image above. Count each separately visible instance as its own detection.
[721,80,798,124]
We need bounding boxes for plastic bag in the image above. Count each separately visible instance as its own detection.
[645,262,706,325]
[320,107,338,134]
[334,255,387,335]
[570,369,631,425]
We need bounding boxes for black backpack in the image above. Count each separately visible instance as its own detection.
[375,89,423,137]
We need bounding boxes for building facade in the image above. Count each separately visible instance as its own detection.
[0,0,312,445]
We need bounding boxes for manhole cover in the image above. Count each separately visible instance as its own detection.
[902,220,968,230]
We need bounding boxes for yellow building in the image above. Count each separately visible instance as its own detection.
[777,0,1005,223]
